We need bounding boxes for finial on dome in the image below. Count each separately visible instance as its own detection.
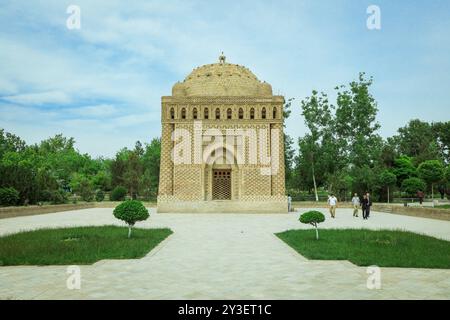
[219,51,226,64]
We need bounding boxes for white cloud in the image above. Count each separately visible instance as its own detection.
[3,91,71,105]
[68,104,118,117]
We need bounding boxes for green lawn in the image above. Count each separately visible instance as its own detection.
[0,226,172,266]
[276,229,450,269]
[435,204,450,209]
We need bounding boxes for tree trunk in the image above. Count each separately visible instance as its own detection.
[315,226,319,240]
[312,163,319,202]
[128,226,132,238]
[432,183,434,200]
[387,186,390,204]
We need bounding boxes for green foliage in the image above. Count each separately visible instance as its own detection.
[0,226,172,266]
[95,190,105,202]
[0,187,20,206]
[379,170,397,187]
[113,200,150,238]
[111,186,127,201]
[80,179,95,202]
[113,200,149,226]
[49,189,68,205]
[417,160,445,184]
[276,229,450,269]
[393,156,416,186]
[300,211,326,225]
[445,166,450,182]
[401,177,427,196]
[299,210,326,240]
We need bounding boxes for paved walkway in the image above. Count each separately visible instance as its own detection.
[0,208,449,300]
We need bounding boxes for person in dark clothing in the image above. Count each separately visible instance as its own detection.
[438,185,445,200]
[417,190,424,206]
[362,194,368,220]
[365,193,373,219]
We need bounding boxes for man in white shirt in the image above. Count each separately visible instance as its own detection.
[327,194,338,218]
[351,193,360,217]
[287,194,292,212]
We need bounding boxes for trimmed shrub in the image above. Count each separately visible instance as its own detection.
[0,187,20,206]
[300,210,326,240]
[113,200,149,238]
[95,190,105,202]
[50,190,68,205]
[110,186,127,201]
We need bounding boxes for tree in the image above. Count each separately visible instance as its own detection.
[113,200,149,238]
[95,190,105,202]
[0,129,26,158]
[124,151,142,199]
[334,73,382,168]
[300,90,335,201]
[394,120,440,166]
[141,138,161,199]
[299,211,325,240]
[283,98,295,189]
[393,156,416,186]
[0,187,20,206]
[432,121,450,164]
[379,170,397,203]
[401,177,427,197]
[110,186,127,201]
[417,160,445,199]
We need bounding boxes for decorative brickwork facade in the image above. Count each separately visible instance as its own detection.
[157,56,287,213]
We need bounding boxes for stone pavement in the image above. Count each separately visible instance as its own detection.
[0,208,449,300]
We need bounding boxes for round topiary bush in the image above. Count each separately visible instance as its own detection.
[110,186,127,201]
[113,200,149,238]
[300,210,326,240]
[0,187,20,206]
[95,190,105,202]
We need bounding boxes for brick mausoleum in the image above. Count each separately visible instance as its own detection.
[157,54,287,213]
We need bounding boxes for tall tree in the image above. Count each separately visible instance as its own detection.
[299,90,335,201]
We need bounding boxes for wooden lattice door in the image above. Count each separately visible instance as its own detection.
[212,170,231,200]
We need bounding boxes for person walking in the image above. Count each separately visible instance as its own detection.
[328,193,338,218]
[417,190,425,206]
[287,194,292,212]
[366,192,373,219]
[362,194,368,220]
[352,193,360,217]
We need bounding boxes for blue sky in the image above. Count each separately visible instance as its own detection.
[0,0,449,157]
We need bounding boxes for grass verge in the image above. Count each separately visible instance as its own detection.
[0,226,172,266]
[276,229,450,269]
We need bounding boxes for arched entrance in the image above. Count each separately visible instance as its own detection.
[203,145,239,201]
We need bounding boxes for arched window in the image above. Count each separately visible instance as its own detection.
[204,108,209,119]
[273,107,277,119]
[238,108,244,119]
[193,108,198,119]
[227,108,232,119]
[170,108,174,120]
[181,108,186,119]
[250,108,255,120]
[215,108,220,119]
[261,107,266,119]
